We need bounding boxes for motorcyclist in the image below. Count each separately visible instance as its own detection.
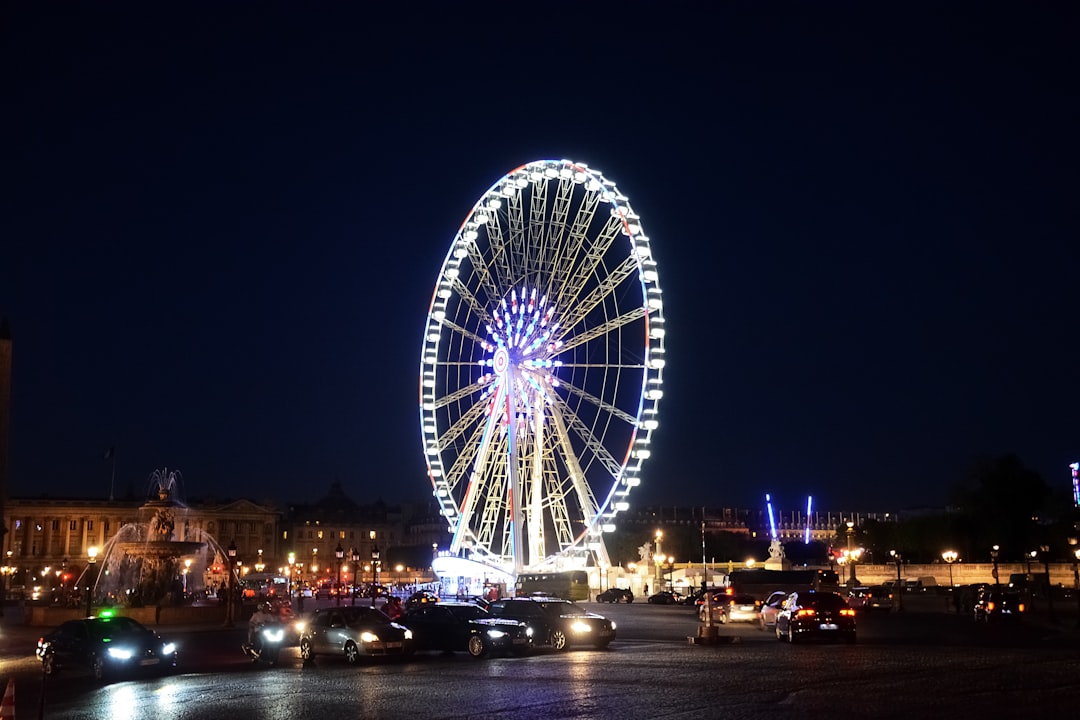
[248,601,276,646]
[383,596,403,620]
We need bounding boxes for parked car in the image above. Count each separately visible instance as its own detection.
[400,601,532,657]
[846,587,872,610]
[647,591,681,605]
[297,606,413,664]
[486,597,616,650]
[597,588,634,603]
[758,591,788,630]
[36,615,178,681]
[973,589,1025,623]
[775,591,856,644]
[700,593,760,623]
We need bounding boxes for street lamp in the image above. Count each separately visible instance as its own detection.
[890,550,903,612]
[942,550,958,588]
[255,548,265,573]
[335,543,344,606]
[86,546,98,617]
[1038,544,1055,623]
[225,540,237,627]
[990,544,1000,589]
[371,542,381,608]
[654,530,664,585]
[845,521,860,587]
[350,548,360,605]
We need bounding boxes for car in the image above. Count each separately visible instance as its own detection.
[863,585,894,612]
[973,589,1025,623]
[846,587,871,610]
[775,590,856,643]
[400,601,533,657]
[758,591,788,630]
[297,606,413,664]
[486,597,616,650]
[597,588,634,603]
[404,590,440,612]
[700,593,760,623]
[36,615,178,681]
[646,591,680,605]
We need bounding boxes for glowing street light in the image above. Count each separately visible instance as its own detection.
[86,546,99,617]
[942,550,958,589]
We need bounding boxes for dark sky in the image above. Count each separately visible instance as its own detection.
[3,3,1078,516]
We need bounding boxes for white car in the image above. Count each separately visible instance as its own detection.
[758,591,788,630]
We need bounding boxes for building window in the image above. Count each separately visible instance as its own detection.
[51,520,60,531]
[14,520,21,531]
[339,531,345,540]
[69,520,78,531]
[87,520,94,531]
[104,521,110,533]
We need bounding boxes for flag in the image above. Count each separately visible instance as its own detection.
[104,446,114,461]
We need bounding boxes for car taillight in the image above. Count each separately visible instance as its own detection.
[1018,603,1025,612]
[986,601,996,611]
[796,608,816,618]
[840,608,855,616]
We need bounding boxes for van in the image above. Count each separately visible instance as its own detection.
[916,576,937,592]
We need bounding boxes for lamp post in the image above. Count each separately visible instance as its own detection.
[350,548,359,606]
[334,543,344,606]
[654,530,663,585]
[990,544,1000,589]
[371,543,381,607]
[0,550,14,617]
[845,521,860,587]
[1039,544,1055,623]
[942,550,958,589]
[225,540,237,627]
[86,546,98,617]
[890,550,903,612]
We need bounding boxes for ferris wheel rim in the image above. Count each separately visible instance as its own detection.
[419,159,665,572]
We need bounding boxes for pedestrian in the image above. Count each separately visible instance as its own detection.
[643,584,649,597]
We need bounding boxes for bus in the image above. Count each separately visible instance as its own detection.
[515,571,590,601]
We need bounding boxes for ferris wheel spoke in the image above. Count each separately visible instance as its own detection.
[436,395,489,452]
[554,254,641,344]
[449,278,497,331]
[556,306,647,355]
[553,375,639,427]
[452,379,508,553]
[552,213,623,312]
[525,174,550,293]
[547,402,605,530]
[433,379,488,410]
[480,201,514,293]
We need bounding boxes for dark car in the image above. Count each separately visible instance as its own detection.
[973,589,1025,623]
[36,615,178,681]
[400,601,532,657]
[487,597,616,650]
[647,591,681,605]
[597,588,634,603]
[297,606,413,664]
[405,590,440,612]
[775,591,856,644]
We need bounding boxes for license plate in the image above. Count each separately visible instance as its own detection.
[598,630,613,637]
[139,658,160,666]
[819,623,838,631]
[512,638,528,644]
[387,642,403,648]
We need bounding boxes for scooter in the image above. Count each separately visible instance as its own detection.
[242,622,286,666]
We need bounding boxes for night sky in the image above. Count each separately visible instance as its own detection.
[3,3,1077,515]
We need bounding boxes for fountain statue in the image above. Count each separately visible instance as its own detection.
[90,469,216,607]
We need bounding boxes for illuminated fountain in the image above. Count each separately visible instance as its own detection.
[89,469,225,607]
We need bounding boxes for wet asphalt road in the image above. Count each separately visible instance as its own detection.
[2,599,1078,719]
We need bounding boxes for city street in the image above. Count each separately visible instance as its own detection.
[1,597,1077,719]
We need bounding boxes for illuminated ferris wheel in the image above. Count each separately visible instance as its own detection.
[419,159,665,575]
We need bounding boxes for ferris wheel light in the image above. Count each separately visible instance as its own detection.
[559,167,573,179]
[627,477,641,486]
[515,176,528,188]
[647,297,663,310]
[454,247,468,259]
[423,379,435,388]
[615,501,630,511]
[433,310,445,320]
[649,327,665,339]
[486,198,501,210]
[649,358,665,369]
[634,449,651,459]
[642,419,659,430]
[474,213,489,224]
[438,289,451,299]
[529,171,543,183]
[586,179,602,192]
[603,524,617,533]
[463,230,478,242]
[427,333,440,341]
[647,389,663,400]
[544,167,558,178]
[642,270,658,283]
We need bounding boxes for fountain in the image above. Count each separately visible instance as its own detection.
[90,469,218,607]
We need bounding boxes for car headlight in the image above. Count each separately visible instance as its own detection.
[359,631,379,643]
[571,621,591,633]
[162,643,176,655]
[107,647,134,660]
[294,621,306,634]
[486,629,506,638]
[525,627,533,637]
[610,621,616,630]
[403,629,413,640]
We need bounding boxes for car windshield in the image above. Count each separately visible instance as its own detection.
[730,595,757,604]
[540,601,585,616]
[87,617,149,640]
[448,605,488,621]
[343,608,391,626]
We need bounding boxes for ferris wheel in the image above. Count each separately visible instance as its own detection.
[419,159,665,575]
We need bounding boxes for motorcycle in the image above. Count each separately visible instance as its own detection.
[242,622,287,666]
